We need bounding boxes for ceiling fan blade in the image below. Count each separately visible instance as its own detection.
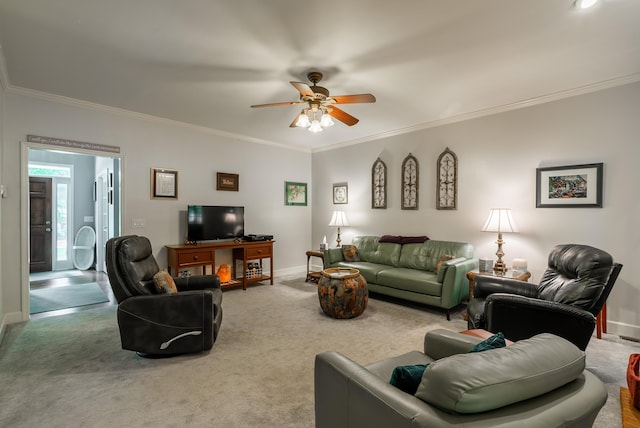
[289,114,300,128]
[328,106,359,126]
[290,81,315,97]
[329,94,376,104]
[250,101,304,108]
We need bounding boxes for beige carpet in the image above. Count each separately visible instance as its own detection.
[0,276,638,427]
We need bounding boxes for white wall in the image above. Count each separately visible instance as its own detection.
[312,82,640,340]
[0,76,5,336]
[1,91,312,321]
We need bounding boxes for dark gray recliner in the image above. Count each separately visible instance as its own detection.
[467,244,622,350]
[106,235,223,356]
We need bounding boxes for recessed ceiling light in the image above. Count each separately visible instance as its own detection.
[573,0,599,9]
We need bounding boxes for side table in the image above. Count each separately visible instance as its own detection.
[306,250,325,282]
[465,269,531,321]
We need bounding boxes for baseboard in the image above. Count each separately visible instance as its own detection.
[274,266,307,278]
[608,320,640,342]
[0,311,24,345]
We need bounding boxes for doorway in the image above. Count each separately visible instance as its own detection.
[24,144,122,317]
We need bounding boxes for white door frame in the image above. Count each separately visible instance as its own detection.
[20,141,124,320]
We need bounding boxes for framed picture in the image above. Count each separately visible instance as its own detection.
[333,182,348,204]
[216,172,239,191]
[285,181,307,206]
[151,167,178,199]
[536,163,603,208]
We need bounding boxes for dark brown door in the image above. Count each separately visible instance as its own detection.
[29,177,52,272]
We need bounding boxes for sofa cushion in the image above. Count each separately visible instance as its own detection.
[362,242,401,266]
[341,245,361,262]
[389,332,506,395]
[332,261,389,284]
[398,243,428,270]
[376,268,442,296]
[415,333,585,413]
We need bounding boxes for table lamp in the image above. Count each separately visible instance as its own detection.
[481,208,518,273]
[328,211,349,247]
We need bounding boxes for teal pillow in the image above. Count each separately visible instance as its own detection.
[467,332,506,353]
[390,333,506,394]
[389,364,429,394]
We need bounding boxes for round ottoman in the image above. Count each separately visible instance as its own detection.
[318,268,368,319]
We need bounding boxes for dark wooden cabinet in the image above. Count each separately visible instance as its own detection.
[166,240,274,290]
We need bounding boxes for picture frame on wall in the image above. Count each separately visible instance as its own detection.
[333,183,348,204]
[536,163,603,208]
[151,167,178,199]
[285,181,307,206]
[216,172,239,191]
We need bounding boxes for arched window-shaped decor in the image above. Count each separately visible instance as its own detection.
[401,153,419,210]
[436,147,457,210]
[371,157,387,209]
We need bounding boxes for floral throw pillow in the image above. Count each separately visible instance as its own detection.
[153,270,178,294]
[341,245,361,262]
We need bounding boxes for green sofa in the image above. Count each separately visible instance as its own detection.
[323,236,477,319]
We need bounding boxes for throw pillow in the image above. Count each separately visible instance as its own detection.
[467,332,507,353]
[341,245,361,262]
[389,364,429,395]
[153,270,178,294]
[434,255,454,273]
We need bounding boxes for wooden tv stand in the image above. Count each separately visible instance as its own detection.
[166,240,274,290]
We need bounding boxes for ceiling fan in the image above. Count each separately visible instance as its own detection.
[250,71,376,132]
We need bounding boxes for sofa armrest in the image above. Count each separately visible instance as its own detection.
[485,293,596,350]
[473,275,537,299]
[174,274,221,291]
[323,248,345,266]
[440,258,478,309]
[423,329,482,360]
[315,351,443,428]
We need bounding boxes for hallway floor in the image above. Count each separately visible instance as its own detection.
[29,269,115,319]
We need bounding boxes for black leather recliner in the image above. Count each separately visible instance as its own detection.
[467,244,622,350]
[106,235,223,356]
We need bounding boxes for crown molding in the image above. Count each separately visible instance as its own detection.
[314,72,640,153]
[6,85,312,153]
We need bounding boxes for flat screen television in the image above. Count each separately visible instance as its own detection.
[187,205,244,242]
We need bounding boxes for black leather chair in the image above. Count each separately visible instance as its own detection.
[106,235,223,356]
[467,244,622,350]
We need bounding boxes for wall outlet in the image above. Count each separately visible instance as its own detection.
[131,218,145,228]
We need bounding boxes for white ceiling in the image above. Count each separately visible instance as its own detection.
[1,0,639,151]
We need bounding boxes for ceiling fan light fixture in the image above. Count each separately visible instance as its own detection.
[319,111,334,127]
[308,120,323,133]
[295,111,311,127]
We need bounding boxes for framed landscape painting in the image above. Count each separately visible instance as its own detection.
[536,163,603,208]
[285,181,307,206]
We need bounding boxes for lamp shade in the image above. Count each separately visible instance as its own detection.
[481,208,518,233]
[328,211,349,227]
